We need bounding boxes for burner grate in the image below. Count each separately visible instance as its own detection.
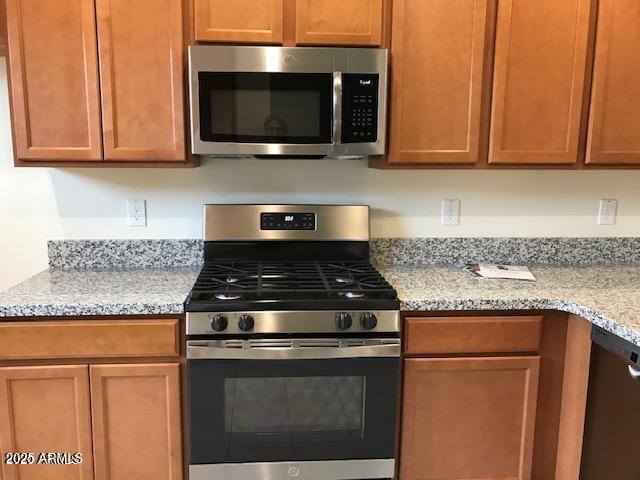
[189,261,397,305]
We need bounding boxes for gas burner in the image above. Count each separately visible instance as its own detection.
[214,293,244,301]
[335,275,354,284]
[188,260,398,311]
[341,291,366,299]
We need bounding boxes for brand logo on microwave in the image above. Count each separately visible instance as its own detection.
[359,79,373,86]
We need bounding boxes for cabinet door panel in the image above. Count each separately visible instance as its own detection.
[400,356,540,480]
[586,0,640,164]
[1,0,8,56]
[5,0,102,161]
[489,0,591,164]
[388,0,491,164]
[194,0,283,44]
[0,365,94,480]
[295,0,383,46]
[90,363,182,480]
[96,0,185,161]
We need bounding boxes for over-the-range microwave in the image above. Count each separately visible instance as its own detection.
[188,45,388,158]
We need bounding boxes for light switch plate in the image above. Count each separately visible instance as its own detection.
[598,199,617,225]
[127,200,147,227]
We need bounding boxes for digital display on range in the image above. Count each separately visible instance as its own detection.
[261,213,316,230]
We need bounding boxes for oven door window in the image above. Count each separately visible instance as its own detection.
[188,357,399,464]
[198,72,333,144]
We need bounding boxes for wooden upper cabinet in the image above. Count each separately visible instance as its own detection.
[400,356,540,480]
[96,0,185,161]
[194,0,284,44]
[5,0,102,161]
[90,363,182,480]
[586,0,640,165]
[388,0,492,164]
[489,0,592,164]
[0,0,7,56]
[295,0,383,46]
[0,365,94,480]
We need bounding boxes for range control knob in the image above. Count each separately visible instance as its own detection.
[211,314,228,332]
[335,313,353,330]
[238,314,255,332]
[360,312,378,330]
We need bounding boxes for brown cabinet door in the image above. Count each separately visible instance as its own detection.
[400,356,540,480]
[295,0,383,46]
[90,363,182,480]
[388,0,492,164]
[0,0,8,56]
[96,0,185,161]
[194,0,284,44]
[586,0,640,165]
[0,365,94,480]
[489,0,592,164]
[5,0,102,161]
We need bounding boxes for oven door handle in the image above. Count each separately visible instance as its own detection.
[187,343,400,360]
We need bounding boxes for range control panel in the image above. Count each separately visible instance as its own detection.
[260,213,316,231]
[342,74,379,143]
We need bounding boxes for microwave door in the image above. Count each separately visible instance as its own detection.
[195,72,336,156]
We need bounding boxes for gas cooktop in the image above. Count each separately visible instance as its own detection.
[186,260,399,312]
[186,205,400,337]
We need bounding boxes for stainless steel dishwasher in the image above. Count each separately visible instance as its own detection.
[580,325,640,479]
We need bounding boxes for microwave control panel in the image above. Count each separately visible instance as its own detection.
[342,74,379,143]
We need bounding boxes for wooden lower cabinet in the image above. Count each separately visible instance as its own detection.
[0,365,94,480]
[0,363,182,480]
[400,356,540,480]
[90,363,182,480]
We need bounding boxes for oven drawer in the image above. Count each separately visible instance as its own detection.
[404,315,543,355]
[0,319,180,360]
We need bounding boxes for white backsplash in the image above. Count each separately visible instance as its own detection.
[1,62,640,290]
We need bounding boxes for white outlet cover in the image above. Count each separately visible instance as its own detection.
[598,199,617,225]
[127,199,147,227]
[441,199,460,226]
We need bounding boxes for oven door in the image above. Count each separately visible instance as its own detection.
[187,338,400,480]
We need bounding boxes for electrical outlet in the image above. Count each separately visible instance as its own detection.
[598,199,617,225]
[127,200,147,227]
[441,199,460,226]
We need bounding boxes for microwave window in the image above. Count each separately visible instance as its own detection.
[199,73,333,144]
[224,376,365,439]
[210,90,321,137]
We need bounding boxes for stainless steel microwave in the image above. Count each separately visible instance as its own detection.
[188,46,388,158]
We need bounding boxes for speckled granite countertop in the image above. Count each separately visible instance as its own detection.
[4,238,640,347]
[0,268,201,317]
[379,265,640,346]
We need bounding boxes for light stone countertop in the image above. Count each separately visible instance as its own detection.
[1,264,640,347]
[0,267,201,317]
[379,264,640,346]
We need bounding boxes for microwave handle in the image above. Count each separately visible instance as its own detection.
[332,71,342,145]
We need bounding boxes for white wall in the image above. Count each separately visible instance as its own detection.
[2,62,640,290]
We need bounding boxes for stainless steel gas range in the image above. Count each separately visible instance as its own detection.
[185,205,401,480]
